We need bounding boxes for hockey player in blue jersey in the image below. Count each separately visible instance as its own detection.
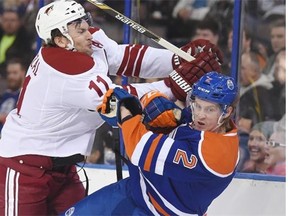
[63,71,239,216]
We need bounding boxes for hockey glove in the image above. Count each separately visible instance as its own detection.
[98,87,142,126]
[141,91,182,134]
[165,52,221,102]
[172,39,224,69]
[97,89,118,126]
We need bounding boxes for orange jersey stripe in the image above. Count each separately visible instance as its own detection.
[144,134,164,171]
[148,193,170,216]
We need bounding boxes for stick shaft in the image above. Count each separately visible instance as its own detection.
[86,0,194,62]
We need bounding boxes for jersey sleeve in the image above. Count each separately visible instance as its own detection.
[90,27,174,79]
[121,115,239,181]
[123,80,175,101]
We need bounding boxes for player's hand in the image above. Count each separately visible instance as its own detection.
[172,39,224,69]
[141,91,182,134]
[114,88,142,122]
[97,89,118,126]
[165,52,221,102]
[98,87,142,126]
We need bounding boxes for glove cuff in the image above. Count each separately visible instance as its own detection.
[164,77,186,101]
[167,70,192,102]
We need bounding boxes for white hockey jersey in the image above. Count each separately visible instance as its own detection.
[0,27,175,157]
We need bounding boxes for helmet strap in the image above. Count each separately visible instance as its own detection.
[210,112,226,132]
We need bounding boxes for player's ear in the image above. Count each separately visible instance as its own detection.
[223,106,233,118]
[54,36,69,48]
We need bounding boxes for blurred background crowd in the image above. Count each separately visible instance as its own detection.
[0,0,286,176]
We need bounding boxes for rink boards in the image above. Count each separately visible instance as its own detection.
[77,164,285,216]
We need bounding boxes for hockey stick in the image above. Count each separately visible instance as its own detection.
[85,0,195,62]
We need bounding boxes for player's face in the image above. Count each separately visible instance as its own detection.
[68,20,93,55]
[191,98,222,132]
[247,130,267,162]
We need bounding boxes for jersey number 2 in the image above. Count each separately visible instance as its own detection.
[173,149,197,169]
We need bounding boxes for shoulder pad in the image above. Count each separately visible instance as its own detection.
[42,47,95,75]
[89,26,101,34]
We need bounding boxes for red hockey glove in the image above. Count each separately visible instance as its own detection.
[172,39,224,69]
[165,52,221,102]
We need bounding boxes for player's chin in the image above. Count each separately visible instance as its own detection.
[83,47,93,56]
[193,123,208,131]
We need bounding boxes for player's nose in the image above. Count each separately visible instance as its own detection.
[86,31,93,40]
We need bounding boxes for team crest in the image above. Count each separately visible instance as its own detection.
[227,79,234,90]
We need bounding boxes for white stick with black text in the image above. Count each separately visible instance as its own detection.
[86,0,195,62]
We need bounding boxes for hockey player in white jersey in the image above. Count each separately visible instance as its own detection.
[0,0,222,215]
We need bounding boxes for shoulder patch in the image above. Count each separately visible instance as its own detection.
[42,47,95,75]
[89,27,100,34]
[200,131,239,176]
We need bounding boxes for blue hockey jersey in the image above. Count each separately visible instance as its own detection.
[121,115,239,215]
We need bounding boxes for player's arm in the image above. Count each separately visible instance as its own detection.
[120,50,222,104]
[90,27,173,78]
[91,28,223,81]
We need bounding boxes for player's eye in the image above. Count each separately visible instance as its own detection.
[206,107,216,113]
[78,29,86,34]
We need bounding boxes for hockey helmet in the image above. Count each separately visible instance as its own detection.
[190,71,237,112]
[35,0,87,44]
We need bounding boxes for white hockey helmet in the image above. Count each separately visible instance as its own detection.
[35,0,87,44]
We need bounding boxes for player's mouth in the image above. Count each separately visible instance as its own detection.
[195,121,205,127]
[194,121,206,130]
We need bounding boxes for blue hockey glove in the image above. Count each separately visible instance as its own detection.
[141,91,182,134]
